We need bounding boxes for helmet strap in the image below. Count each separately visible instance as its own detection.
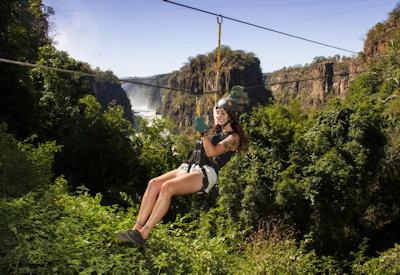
[222,119,231,127]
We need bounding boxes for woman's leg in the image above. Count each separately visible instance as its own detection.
[133,168,184,230]
[139,171,203,239]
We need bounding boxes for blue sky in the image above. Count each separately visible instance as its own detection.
[44,0,398,77]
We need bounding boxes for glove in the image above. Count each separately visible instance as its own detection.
[194,116,209,133]
[229,85,245,100]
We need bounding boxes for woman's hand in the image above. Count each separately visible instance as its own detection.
[194,116,209,133]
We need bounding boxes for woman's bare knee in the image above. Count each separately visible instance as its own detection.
[147,178,162,193]
[159,181,175,198]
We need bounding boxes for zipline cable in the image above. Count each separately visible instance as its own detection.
[161,0,358,54]
[0,57,193,94]
[269,1,396,28]
[0,57,366,94]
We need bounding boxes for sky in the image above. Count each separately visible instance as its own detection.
[43,0,398,78]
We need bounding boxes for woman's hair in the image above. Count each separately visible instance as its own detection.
[212,108,248,152]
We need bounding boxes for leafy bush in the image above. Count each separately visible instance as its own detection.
[353,244,400,274]
[0,124,61,198]
[217,94,394,256]
[57,95,145,204]
[0,175,343,274]
[237,231,341,274]
[137,117,190,180]
[0,178,239,274]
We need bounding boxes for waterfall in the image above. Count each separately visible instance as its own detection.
[121,79,162,121]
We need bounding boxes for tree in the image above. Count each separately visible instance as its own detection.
[0,0,53,139]
[0,123,61,198]
[56,95,144,204]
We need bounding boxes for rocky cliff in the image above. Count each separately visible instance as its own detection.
[161,46,271,132]
[89,72,135,125]
[265,7,400,108]
[363,6,400,60]
[124,7,400,126]
[265,58,365,108]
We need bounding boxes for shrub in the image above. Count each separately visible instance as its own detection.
[0,124,61,198]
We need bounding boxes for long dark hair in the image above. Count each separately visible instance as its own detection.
[212,108,248,152]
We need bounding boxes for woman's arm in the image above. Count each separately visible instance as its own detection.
[202,134,239,157]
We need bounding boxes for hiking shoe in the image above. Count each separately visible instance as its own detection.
[116,229,146,247]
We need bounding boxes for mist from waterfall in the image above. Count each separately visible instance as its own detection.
[121,80,162,121]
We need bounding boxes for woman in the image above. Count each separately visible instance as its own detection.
[117,86,247,246]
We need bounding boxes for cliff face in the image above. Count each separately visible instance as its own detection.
[265,59,365,108]
[264,7,400,108]
[363,7,400,59]
[161,47,271,132]
[89,76,135,124]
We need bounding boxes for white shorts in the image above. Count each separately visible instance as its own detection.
[178,163,218,194]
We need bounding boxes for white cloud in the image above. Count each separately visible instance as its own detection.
[53,12,100,65]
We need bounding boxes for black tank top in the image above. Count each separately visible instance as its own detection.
[186,130,237,173]
[210,130,236,172]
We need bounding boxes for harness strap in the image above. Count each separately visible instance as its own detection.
[186,139,207,167]
[200,166,209,192]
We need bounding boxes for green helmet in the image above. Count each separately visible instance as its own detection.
[216,85,245,121]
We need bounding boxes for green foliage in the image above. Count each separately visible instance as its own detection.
[238,236,340,274]
[0,179,239,274]
[0,0,51,60]
[137,117,190,180]
[218,104,309,231]
[0,178,145,273]
[58,95,144,204]
[31,45,94,140]
[352,244,400,274]
[0,179,339,274]
[217,91,394,256]
[0,124,61,198]
[0,0,53,138]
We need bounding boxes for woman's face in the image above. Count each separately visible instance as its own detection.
[216,107,230,125]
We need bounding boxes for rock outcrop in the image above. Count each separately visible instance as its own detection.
[265,7,400,108]
[265,58,365,108]
[363,6,400,59]
[123,7,400,125]
[89,73,135,124]
[161,46,271,132]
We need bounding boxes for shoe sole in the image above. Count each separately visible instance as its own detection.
[116,230,146,247]
[116,231,135,243]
